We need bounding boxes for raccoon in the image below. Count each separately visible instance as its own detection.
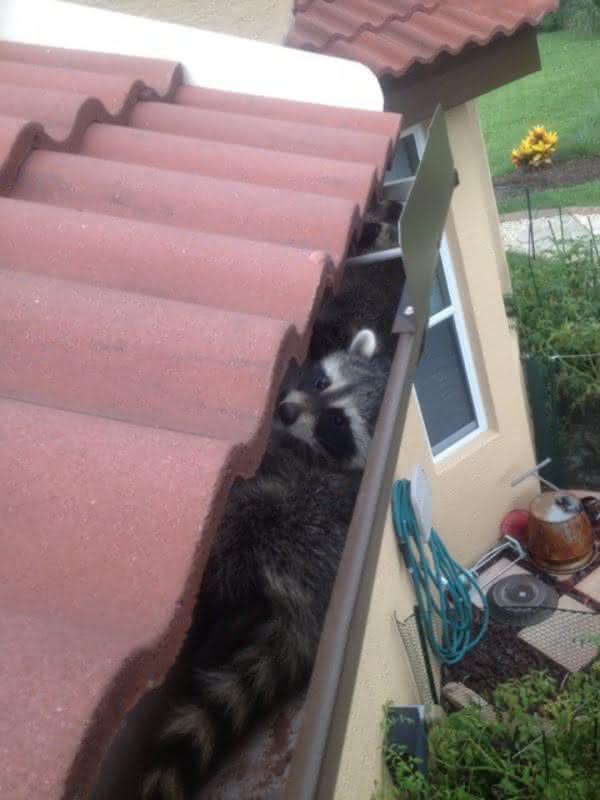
[276,328,390,469]
[310,199,404,361]
[140,330,387,800]
[349,198,403,256]
[310,258,404,361]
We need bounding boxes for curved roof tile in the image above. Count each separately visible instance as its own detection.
[287,0,559,78]
[0,38,401,800]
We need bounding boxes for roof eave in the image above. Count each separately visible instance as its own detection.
[380,25,541,125]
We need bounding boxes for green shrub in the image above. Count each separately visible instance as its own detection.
[539,0,600,35]
[377,665,600,799]
[538,9,566,32]
[505,236,600,412]
[564,0,600,36]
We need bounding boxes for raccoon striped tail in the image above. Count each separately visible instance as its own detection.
[141,615,316,800]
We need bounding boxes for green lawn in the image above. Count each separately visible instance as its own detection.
[479,30,600,178]
[498,178,600,215]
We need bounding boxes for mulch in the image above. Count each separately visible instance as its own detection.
[493,155,600,200]
[443,608,566,702]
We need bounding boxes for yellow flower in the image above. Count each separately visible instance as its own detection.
[510,124,559,169]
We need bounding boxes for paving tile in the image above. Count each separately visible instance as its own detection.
[518,595,599,672]
[443,682,495,720]
[575,565,600,603]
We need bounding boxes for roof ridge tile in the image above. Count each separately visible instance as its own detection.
[291,0,442,50]
[287,0,560,75]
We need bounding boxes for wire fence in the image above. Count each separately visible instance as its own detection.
[525,355,600,489]
[396,608,441,706]
[515,190,600,489]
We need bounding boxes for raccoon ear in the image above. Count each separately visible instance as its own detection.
[349,329,378,359]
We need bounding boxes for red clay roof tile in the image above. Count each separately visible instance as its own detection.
[0,40,181,97]
[0,38,401,800]
[80,124,378,208]
[287,0,559,78]
[11,149,360,256]
[0,116,41,190]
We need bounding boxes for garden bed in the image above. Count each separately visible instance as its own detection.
[385,582,600,799]
[443,609,566,702]
[444,546,600,700]
[494,155,600,201]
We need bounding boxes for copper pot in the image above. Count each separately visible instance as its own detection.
[527,491,594,574]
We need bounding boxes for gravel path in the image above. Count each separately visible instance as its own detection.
[500,207,600,254]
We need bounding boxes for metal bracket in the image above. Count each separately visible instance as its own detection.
[510,457,560,491]
[393,285,417,334]
[470,535,527,592]
[344,245,403,268]
[346,180,406,267]
[382,176,414,205]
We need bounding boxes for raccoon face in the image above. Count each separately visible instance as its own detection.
[351,199,402,255]
[276,329,388,469]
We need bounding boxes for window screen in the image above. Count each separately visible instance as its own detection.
[414,318,478,455]
[384,127,484,456]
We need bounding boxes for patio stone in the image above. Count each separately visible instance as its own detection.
[518,595,599,672]
[501,210,600,255]
[575,565,600,602]
[443,682,495,720]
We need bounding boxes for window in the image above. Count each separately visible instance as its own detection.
[385,128,486,457]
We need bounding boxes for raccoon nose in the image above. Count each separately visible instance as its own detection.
[278,401,301,426]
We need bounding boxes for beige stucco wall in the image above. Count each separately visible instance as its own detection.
[332,100,538,800]
[73,0,294,43]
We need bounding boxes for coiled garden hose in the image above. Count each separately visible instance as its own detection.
[392,479,489,666]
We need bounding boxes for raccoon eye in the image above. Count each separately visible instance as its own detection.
[315,376,330,391]
[332,411,347,427]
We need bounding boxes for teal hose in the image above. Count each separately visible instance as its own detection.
[392,479,489,666]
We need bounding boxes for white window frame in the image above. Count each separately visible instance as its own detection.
[392,124,487,461]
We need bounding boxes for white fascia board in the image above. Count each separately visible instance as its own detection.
[0,0,384,111]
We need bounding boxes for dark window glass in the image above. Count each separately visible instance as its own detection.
[386,134,420,181]
[430,259,451,316]
[415,318,477,454]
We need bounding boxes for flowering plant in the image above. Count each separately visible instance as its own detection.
[511,125,559,169]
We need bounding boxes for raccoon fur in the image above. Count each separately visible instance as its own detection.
[310,198,404,360]
[140,330,387,800]
[310,257,404,361]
